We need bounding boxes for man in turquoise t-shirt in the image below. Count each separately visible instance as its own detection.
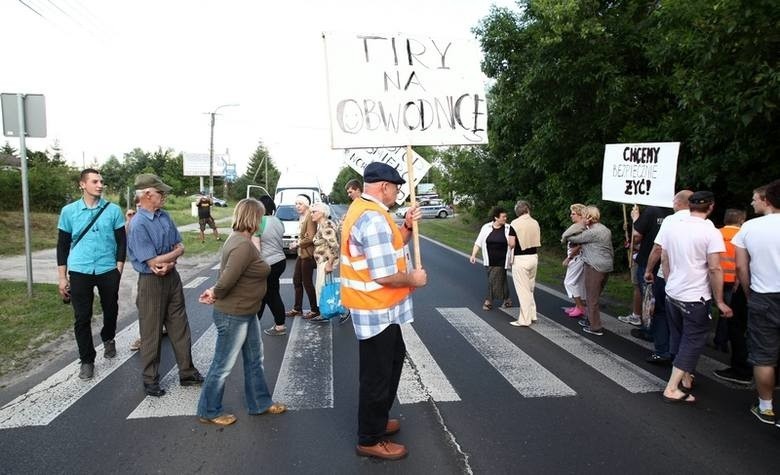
[57,168,126,380]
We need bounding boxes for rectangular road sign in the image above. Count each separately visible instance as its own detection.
[1,93,47,138]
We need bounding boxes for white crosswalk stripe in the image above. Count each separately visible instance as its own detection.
[499,308,665,393]
[398,324,460,403]
[438,307,576,397]
[272,317,334,410]
[0,321,140,429]
[183,276,209,288]
[127,324,217,419]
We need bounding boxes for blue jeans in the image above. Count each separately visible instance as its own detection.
[197,309,274,418]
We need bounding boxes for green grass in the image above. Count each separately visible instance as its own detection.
[0,281,75,378]
[0,211,60,256]
[419,215,632,315]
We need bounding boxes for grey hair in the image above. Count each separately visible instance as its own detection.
[514,200,531,216]
[311,202,331,218]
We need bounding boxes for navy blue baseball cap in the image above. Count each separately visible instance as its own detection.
[689,190,714,205]
[363,162,405,185]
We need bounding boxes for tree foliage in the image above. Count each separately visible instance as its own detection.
[441,0,779,259]
[230,141,281,201]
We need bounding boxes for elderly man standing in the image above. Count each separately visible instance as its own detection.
[733,179,780,425]
[657,191,732,403]
[127,174,203,397]
[508,200,541,327]
[340,162,426,460]
[57,168,126,380]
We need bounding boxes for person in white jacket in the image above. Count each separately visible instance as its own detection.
[469,206,515,310]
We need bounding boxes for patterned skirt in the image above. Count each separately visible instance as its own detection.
[486,266,510,301]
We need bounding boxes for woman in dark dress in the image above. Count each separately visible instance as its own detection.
[469,206,515,310]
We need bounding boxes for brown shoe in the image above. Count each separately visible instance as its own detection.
[285,309,302,317]
[198,414,237,426]
[385,418,400,435]
[356,440,408,460]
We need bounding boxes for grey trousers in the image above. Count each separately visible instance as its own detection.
[137,270,198,385]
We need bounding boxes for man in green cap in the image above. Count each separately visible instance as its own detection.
[127,174,203,397]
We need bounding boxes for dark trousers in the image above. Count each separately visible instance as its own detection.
[258,259,287,326]
[358,324,406,446]
[136,270,198,385]
[727,285,752,376]
[292,256,318,312]
[651,277,671,358]
[69,269,121,364]
[667,296,711,373]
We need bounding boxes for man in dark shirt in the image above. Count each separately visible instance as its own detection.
[197,193,221,243]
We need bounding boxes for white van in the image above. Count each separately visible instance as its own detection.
[274,173,324,256]
[274,172,324,206]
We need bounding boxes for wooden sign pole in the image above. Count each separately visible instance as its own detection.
[406,144,422,269]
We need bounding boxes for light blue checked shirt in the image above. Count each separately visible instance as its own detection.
[347,194,414,340]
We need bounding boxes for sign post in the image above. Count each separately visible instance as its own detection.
[2,93,47,297]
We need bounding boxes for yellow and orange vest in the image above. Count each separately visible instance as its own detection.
[339,198,411,310]
[719,225,739,284]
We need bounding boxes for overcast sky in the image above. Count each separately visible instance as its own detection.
[1,0,517,191]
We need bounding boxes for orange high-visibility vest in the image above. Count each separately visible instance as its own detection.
[339,198,410,310]
[719,225,739,284]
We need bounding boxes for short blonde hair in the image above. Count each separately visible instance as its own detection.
[232,198,265,233]
[310,202,331,218]
[584,205,601,223]
[569,203,586,216]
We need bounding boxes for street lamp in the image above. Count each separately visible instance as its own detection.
[207,103,239,196]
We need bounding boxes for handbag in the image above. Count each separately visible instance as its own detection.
[641,282,655,329]
[318,273,346,319]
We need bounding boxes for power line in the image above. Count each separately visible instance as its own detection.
[17,0,44,17]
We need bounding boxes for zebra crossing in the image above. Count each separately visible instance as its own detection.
[0,280,737,430]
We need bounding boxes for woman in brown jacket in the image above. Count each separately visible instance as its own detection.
[286,194,320,318]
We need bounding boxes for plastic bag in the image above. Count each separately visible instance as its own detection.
[641,282,655,329]
[319,274,346,319]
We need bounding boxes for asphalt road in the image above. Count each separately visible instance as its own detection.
[0,236,778,474]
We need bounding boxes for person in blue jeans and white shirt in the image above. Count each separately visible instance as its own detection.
[57,168,126,380]
[197,198,287,426]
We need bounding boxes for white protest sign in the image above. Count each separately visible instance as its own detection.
[601,142,679,207]
[345,147,431,204]
[324,32,489,149]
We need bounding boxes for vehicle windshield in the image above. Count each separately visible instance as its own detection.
[276,205,299,221]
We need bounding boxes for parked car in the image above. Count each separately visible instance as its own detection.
[212,197,228,207]
[276,204,300,256]
[394,199,453,219]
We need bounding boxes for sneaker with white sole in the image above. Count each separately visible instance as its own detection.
[617,314,642,326]
[750,404,775,424]
[582,326,604,336]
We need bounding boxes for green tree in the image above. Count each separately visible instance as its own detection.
[231,141,281,201]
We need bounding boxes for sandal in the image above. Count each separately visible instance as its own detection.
[264,403,287,415]
[482,302,493,311]
[309,315,328,323]
[285,309,302,317]
[502,299,512,308]
[303,311,320,319]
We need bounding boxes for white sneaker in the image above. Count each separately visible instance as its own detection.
[617,314,642,326]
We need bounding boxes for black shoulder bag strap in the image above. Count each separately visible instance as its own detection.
[71,204,108,249]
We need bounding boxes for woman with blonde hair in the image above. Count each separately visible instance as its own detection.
[567,205,614,336]
[197,198,287,426]
[286,194,320,319]
[561,203,588,317]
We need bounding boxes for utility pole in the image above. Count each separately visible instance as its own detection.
[207,103,238,197]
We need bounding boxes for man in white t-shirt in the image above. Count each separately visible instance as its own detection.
[733,179,780,426]
[656,191,732,403]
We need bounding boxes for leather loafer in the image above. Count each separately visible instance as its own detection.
[78,363,94,380]
[199,414,237,426]
[356,440,407,460]
[144,383,166,397]
[385,418,400,435]
[180,372,205,386]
